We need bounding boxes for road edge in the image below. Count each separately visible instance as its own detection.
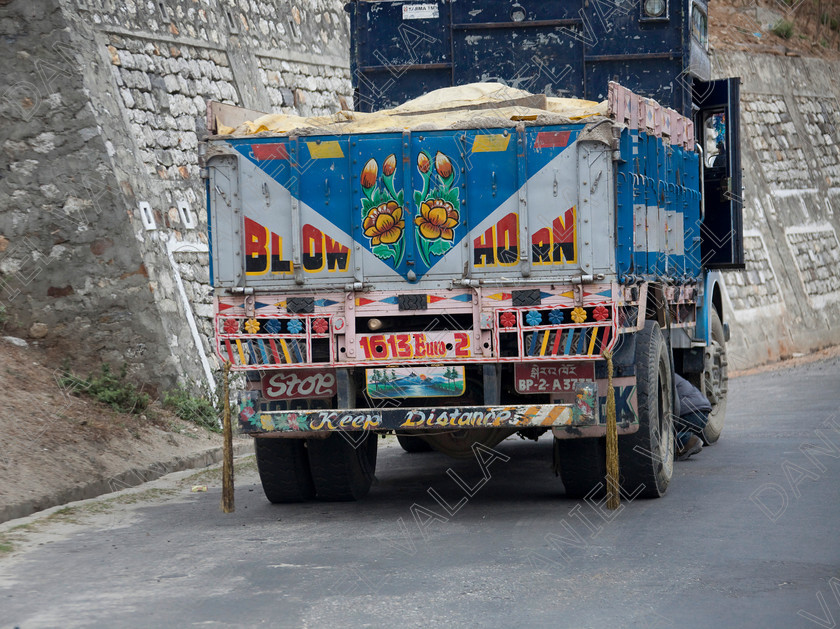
[0,440,254,525]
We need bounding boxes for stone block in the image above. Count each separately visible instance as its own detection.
[163,74,180,93]
[280,87,294,107]
[194,302,214,319]
[30,132,56,154]
[120,88,135,108]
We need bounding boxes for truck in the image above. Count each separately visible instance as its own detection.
[201,0,743,502]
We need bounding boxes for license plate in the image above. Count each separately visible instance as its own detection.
[262,369,336,400]
[514,363,596,394]
[357,332,472,361]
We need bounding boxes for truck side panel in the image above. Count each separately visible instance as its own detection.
[615,130,700,280]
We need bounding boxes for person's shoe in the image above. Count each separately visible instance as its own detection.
[677,434,703,461]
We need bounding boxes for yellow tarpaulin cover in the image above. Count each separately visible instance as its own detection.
[218,83,607,137]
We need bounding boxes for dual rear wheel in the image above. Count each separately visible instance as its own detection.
[557,318,721,499]
[254,432,377,503]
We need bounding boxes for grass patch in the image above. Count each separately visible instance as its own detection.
[0,524,35,557]
[162,372,239,433]
[109,488,178,505]
[60,362,150,414]
[821,13,839,31]
[162,384,220,432]
[772,19,794,39]
[182,454,257,485]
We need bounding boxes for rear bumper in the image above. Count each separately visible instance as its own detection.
[238,385,639,438]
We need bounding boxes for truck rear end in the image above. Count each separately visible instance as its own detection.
[203,81,711,501]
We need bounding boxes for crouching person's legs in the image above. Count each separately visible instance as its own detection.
[674,411,708,460]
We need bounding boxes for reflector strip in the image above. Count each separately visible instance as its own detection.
[258,339,270,364]
[539,330,551,356]
[472,134,511,153]
[279,339,292,364]
[602,326,611,350]
[587,329,598,356]
[247,340,259,365]
[564,330,574,355]
[551,329,562,356]
[269,339,281,364]
[252,143,288,160]
[291,339,303,362]
[529,332,540,356]
[306,141,344,159]
[535,131,571,148]
[541,405,565,426]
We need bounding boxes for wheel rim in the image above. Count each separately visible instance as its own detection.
[703,327,729,437]
[704,339,728,409]
[658,358,674,479]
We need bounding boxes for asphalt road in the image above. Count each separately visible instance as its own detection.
[2,357,839,629]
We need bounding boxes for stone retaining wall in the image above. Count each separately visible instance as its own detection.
[0,0,352,390]
[715,51,840,368]
[1,2,838,389]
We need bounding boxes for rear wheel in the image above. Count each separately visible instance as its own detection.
[254,437,315,504]
[700,310,728,444]
[618,321,674,498]
[396,434,433,453]
[554,437,606,498]
[308,432,378,501]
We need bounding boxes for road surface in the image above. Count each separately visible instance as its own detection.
[1,356,839,628]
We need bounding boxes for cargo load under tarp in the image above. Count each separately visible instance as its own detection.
[213,83,608,137]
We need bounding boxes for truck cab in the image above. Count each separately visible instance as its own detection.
[347,0,742,269]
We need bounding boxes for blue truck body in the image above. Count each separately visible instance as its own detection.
[202,0,742,501]
[216,115,700,288]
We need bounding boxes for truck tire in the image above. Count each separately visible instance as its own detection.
[618,320,674,498]
[554,437,606,499]
[700,310,728,445]
[396,434,433,453]
[307,432,378,501]
[254,437,315,504]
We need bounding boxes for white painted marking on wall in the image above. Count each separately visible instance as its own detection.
[807,291,840,308]
[729,300,785,323]
[784,222,838,234]
[167,237,216,403]
[177,199,196,229]
[770,188,818,198]
[138,202,156,231]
